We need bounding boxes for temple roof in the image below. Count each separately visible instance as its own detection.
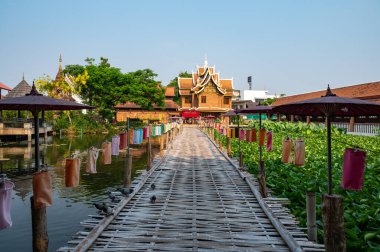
[178,61,233,96]
[272,81,380,106]
[165,86,175,97]
[5,78,31,98]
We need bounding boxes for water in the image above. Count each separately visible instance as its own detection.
[0,134,156,252]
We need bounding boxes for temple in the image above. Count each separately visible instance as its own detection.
[178,59,233,118]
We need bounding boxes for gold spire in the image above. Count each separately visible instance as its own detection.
[55,53,63,81]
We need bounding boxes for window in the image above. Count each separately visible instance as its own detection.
[224,97,230,105]
[185,97,192,104]
[201,96,206,103]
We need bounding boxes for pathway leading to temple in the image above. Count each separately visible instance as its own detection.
[59,127,324,252]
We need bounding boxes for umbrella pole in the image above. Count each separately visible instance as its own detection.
[124,118,132,188]
[33,111,40,172]
[238,115,242,167]
[259,113,262,162]
[258,113,267,197]
[327,114,332,195]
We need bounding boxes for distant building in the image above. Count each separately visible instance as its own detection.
[115,86,179,123]
[178,59,233,118]
[241,90,277,104]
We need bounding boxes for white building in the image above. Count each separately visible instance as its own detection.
[241,90,277,104]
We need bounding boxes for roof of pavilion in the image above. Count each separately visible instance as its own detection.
[272,81,380,106]
[5,79,31,98]
[178,63,233,96]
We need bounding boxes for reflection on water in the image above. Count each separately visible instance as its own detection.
[0,134,156,252]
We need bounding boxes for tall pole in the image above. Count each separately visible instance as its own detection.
[327,114,332,195]
[33,111,40,172]
[237,114,240,154]
[259,113,262,162]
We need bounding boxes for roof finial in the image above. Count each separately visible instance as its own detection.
[204,54,208,67]
[323,84,336,97]
[22,72,25,81]
[26,81,42,96]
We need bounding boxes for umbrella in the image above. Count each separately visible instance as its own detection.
[0,83,94,171]
[236,105,273,163]
[273,85,380,194]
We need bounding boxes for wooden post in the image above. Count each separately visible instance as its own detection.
[290,115,295,123]
[239,151,243,168]
[227,137,231,158]
[165,132,168,150]
[31,196,48,252]
[322,194,346,252]
[349,117,355,132]
[306,192,317,242]
[277,113,281,122]
[306,116,311,125]
[124,152,132,188]
[160,134,164,157]
[146,142,151,171]
[258,161,267,198]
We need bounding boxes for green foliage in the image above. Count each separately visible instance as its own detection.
[261,97,276,105]
[167,71,192,104]
[64,57,165,121]
[220,121,380,251]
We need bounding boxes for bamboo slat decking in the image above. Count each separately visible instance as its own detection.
[59,127,324,252]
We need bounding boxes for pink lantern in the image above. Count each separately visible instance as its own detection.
[342,148,366,190]
[240,129,245,141]
[266,131,273,151]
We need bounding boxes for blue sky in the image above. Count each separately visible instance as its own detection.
[0,0,379,96]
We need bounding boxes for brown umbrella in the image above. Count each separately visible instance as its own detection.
[0,83,95,171]
[273,85,380,194]
[236,105,273,163]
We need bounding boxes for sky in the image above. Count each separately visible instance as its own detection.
[0,0,379,96]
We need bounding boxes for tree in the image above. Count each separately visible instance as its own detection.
[167,71,192,104]
[64,58,165,121]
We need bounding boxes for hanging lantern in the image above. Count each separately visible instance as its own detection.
[227,127,231,138]
[142,127,148,139]
[65,158,81,187]
[250,129,257,142]
[342,148,366,190]
[258,128,266,146]
[101,142,112,165]
[266,131,273,151]
[111,135,120,156]
[0,178,14,230]
[282,137,292,163]
[119,132,127,150]
[240,129,245,141]
[231,128,236,138]
[129,129,134,144]
[245,129,251,142]
[86,147,99,174]
[294,138,305,166]
[32,170,52,208]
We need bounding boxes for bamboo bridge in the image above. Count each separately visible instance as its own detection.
[58,126,324,252]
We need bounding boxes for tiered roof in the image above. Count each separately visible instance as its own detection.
[273,81,380,106]
[178,61,233,96]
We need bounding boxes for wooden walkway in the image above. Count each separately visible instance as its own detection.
[59,127,324,252]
